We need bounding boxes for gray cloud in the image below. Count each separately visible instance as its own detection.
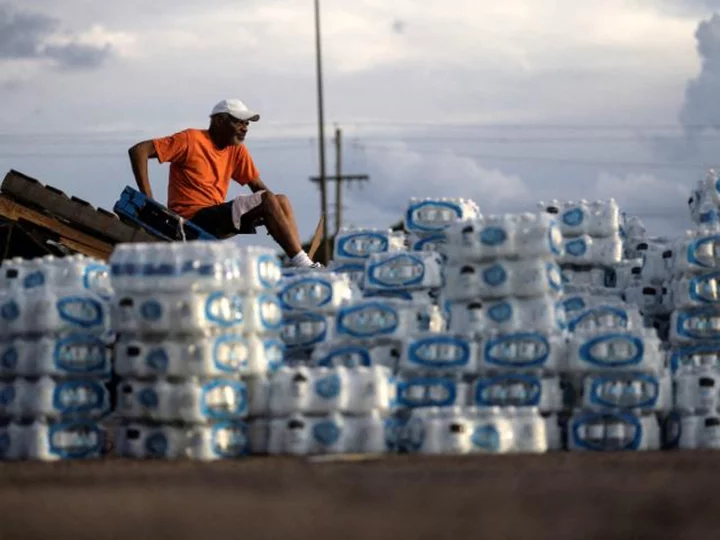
[0,3,113,69]
[0,3,56,58]
[44,41,113,70]
[652,13,720,167]
[680,13,720,129]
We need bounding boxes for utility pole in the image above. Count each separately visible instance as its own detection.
[335,127,342,235]
[311,126,369,238]
[313,0,329,263]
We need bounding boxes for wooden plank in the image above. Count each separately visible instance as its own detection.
[1,170,159,244]
[307,214,325,260]
[0,195,114,256]
[55,236,111,260]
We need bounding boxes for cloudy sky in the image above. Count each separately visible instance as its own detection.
[2,0,720,248]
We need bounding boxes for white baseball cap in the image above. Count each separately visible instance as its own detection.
[210,98,260,122]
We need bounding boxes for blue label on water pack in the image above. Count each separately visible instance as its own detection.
[366,254,426,289]
[362,289,413,301]
[487,302,513,324]
[563,296,587,313]
[257,254,282,289]
[474,374,542,407]
[577,333,644,368]
[263,339,285,373]
[146,348,169,372]
[138,388,159,409]
[586,373,659,410]
[568,306,629,332]
[412,234,447,252]
[200,380,247,419]
[0,431,10,457]
[337,302,399,339]
[213,335,249,373]
[482,264,507,287]
[48,421,104,459]
[565,238,588,257]
[570,411,642,451]
[1,346,17,371]
[140,300,163,321]
[54,335,108,375]
[205,292,244,327]
[144,432,169,458]
[669,344,720,373]
[281,312,328,349]
[484,333,550,369]
[0,385,15,407]
[471,424,501,452]
[688,272,720,304]
[686,235,720,269]
[480,226,507,246]
[82,264,111,297]
[548,222,562,256]
[212,422,250,457]
[316,345,372,368]
[405,201,462,232]
[279,278,333,311]
[408,335,471,369]
[674,307,720,340]
[57,296,104,328]
[258,294,283,331]
[562,207,584,227]
[396,378,458,408]
[337,232,389,259]
[52,380,109,416]
[0,300,20,321]
[314,374,342,399]
[546,263,562,291]
[142,263,175,277]
[312,420,341,446]
[110,263,138,277]
[23,270,45,289]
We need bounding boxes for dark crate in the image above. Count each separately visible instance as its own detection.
[113,187,216,242]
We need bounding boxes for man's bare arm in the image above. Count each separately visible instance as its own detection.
[247,177,271,194]
[128,140,158,199]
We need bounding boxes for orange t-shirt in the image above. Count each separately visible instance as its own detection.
[152,128,260,219]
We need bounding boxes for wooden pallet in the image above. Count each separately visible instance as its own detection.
[1,170,158,244]
[0,169,166,261]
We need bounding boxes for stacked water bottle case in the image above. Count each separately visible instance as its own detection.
[538,199,635,301]
[404,196,480,260]
[111,242,284,460]
[329,226,406,288]
[0,255,113,460]
[564,302,668,451]
[263,271,395,454]
[662,226,720,449]
[386,211,567,455]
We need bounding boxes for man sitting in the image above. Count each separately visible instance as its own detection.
[128,98,320,268]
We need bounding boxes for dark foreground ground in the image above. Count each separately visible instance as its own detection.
[0,452,716,540]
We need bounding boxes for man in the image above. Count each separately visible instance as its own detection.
[128,98,321,268]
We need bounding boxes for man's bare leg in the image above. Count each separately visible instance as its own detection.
[240,192,319,267]
[275,194,303,250]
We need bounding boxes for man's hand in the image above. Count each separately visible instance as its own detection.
[128,140,158,199]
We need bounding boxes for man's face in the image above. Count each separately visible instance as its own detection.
[220,114,250,145]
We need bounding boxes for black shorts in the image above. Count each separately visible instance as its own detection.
[190,202,258,237]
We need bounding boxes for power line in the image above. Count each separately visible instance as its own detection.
[357,144,716,171]
[349,134,720,143]
[0,144,316,159]
[3,121,720,138]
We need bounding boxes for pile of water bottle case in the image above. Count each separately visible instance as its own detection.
[5,172,720,460]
